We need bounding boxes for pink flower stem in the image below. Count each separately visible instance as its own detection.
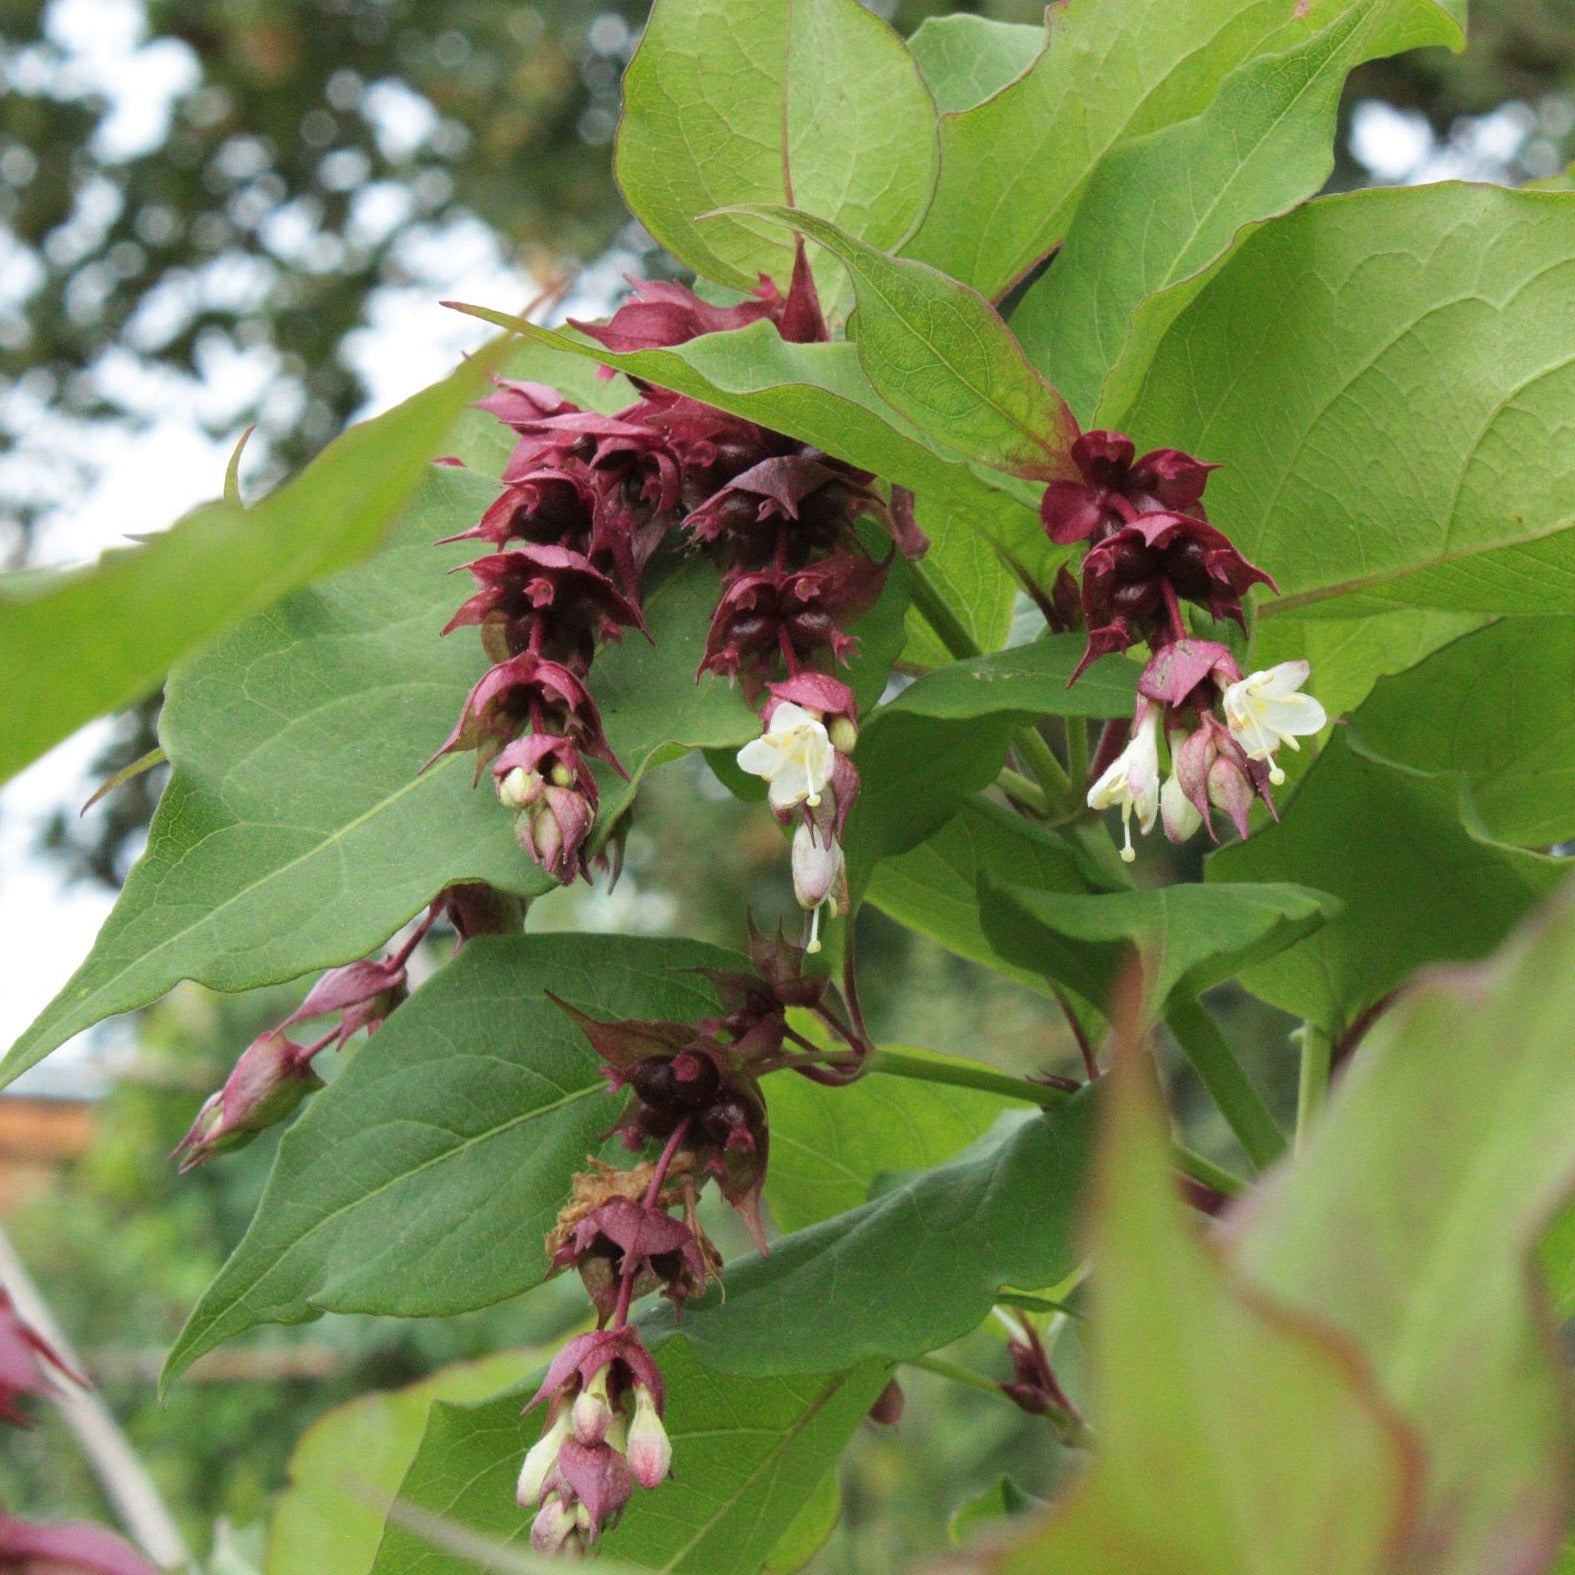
[1161,579,1188,643]
[611,1116,692,1330]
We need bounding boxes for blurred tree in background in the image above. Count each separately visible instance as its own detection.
[1,0,1572,1567]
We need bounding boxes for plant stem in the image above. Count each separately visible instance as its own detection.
[1014,724,1070,805]
[1295,1021,1333,1153]
[1063,716,1090,810]
[867,1047,1246,1197]
[907,1354,1005,1397]
[1166,998,1286,1171]
[997,766,1049,816]
[907,559,981,660]
[868,1047,1067,1108]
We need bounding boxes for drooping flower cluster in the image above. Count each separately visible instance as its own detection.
[173,884,519,1170]
[1046,432,1328,858]
[438,245,924,892]
[518,926,868,1552]
[0,1291,157,1573]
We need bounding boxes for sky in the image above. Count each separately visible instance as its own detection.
[0,0,1565,1089]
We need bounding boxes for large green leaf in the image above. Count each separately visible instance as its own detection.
[614,0,938,295]
[980,879,1335,1027]
[0,346,503,787]
[1128,184,1575,618]
[1232,887,1575,1575]
[642,1098,1094,1375]
[491,317,1039,653]
[903,0,1463,299]
[368,1343,890,1575]
[907,14,1044,115]
[764,1050,1024,1233]
[1209,733,1566,1034]
[3,477,756,1090]
[267,1351,535,1575]
[164,935,735,1385]
[740,207,1078,481]
[846,635,1135,893]
[1352,616,1575,847]
[1014,0,1462,424]
[983,1041,1416,1574]
[866,797,1088,997]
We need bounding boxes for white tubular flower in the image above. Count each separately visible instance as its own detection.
[791,821,846,955]
[517,1408,571,1508]
[1086,707,1161,863]
[1221,661,1328,785]
[1160,770,1203,844]
[626,1385,672,1490]
[736,702,834,811]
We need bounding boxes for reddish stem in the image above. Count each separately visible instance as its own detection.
[390,905,439,970]
[1052,986,1099,1080]
[611,1116,692,1329]
[1160,578,1188,643]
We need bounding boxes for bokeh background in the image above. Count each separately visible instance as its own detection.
[1,1,1572,1568]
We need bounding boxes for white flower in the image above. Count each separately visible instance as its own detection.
[516,1408,570,1508]
[1221,661,1327,785]
[791,822,846,954]
[1087,707,1161,863]
[626,1385,672,1490]
[735,702,834,811]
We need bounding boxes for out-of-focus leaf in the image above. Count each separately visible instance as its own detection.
[763,1471,840,1574]
[1232,886,1575,1575]
[2,480,754,1092]
[615,0,938,295]
[977,1038,1418,1574]
[0,345,503,786]
[643,1100,1093,1375]
[368,1343,890,1575]
[1128,184,1575,618]
[165,936,735,1385]
[948,1477,1041,1547]
[1209,733,1565,1034]
[765,1049,1025,1233]
[1016,0,1461,422]
[267,1352,536,1575]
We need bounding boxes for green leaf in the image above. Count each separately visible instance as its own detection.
[762,1470,839,1574]
[1014,0,1463,424]
[907,14,1044,116]
[164,935,735,1385]
[3,479,755,1091]
[1233,887,1575,1575]
[984,1041,1417,1574]
[0,345,503,787]
[1209,732,1566,1034]
[267,1351,535,1575]
[845,635,1135,893]
[1248,605,1486,721]
[867,797,1089,997]
[903,0,1462,300]
[642,1099,1094,1376]
[979,879,1336,1028]
[1351,617,1575,847]
[947,1476,1040,1548]
[1127,184,1575,618]
[614,0,938,296]
[736,207,1078,481]
[368,1343,890,1575]
[486,316,1039,654]
[764,1050,1025,1234]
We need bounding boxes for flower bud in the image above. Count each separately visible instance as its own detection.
[572,1370,615,1447]
[791,822,844,911]
[626,1385,672,1489]
[827,716,859,754]
[517,1409,571,1508]
[531,1493,584,1556]
[498,765,544,810]
[172,1031,323,1173]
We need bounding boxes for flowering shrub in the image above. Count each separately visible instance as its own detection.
[7,0,1575,1570]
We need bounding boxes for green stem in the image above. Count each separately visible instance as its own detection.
[907,1354,1004,1397]
[997,766,1049,817]
[1295,1021,1333,1154]
[1062,717,1090,812]
[868,1047,1067,1108]
[1166,998,1286,1172]
[867,1047,1246,1197]
[907,559,981,661]
[996,1290,1081,1320]
[1014,724,1070,805]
